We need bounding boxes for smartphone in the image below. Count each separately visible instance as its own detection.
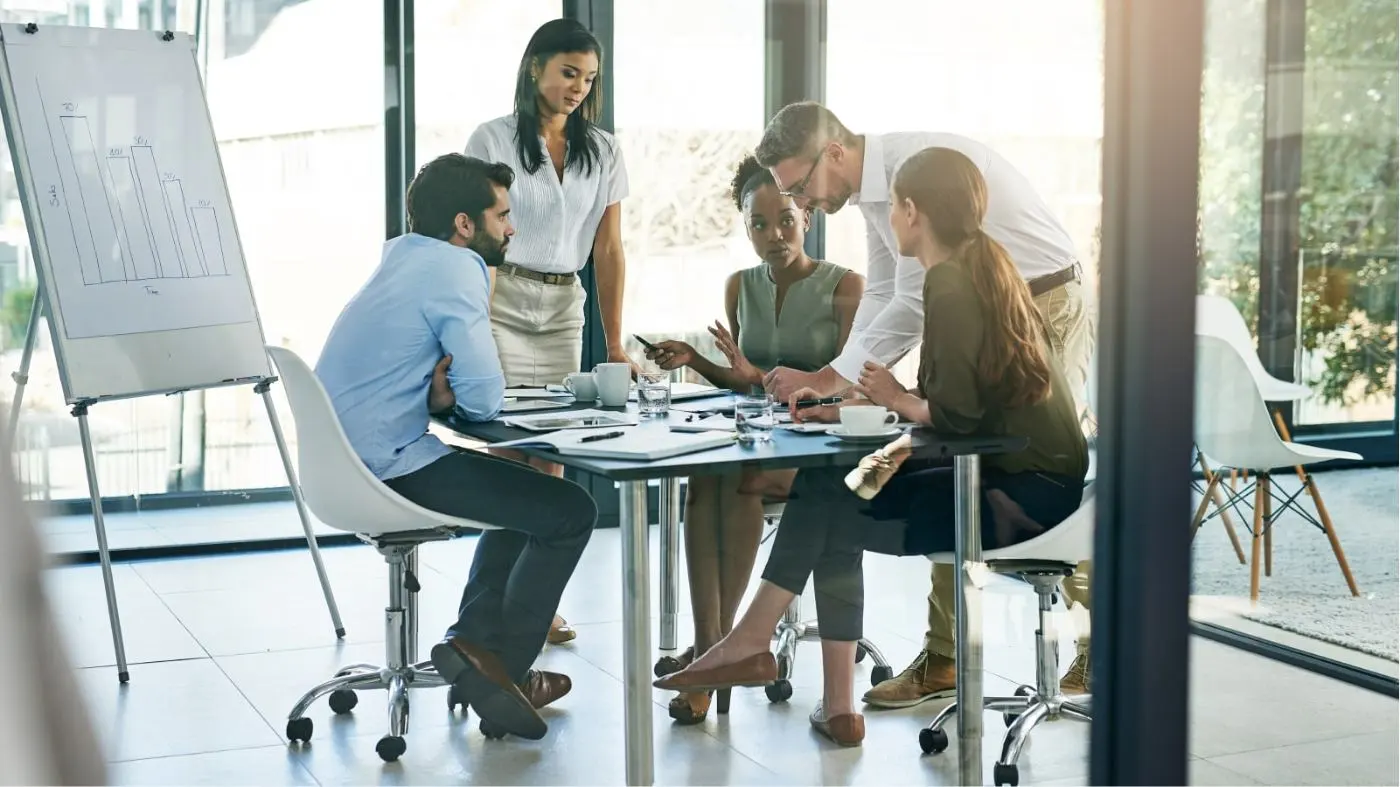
[633,334,659,352]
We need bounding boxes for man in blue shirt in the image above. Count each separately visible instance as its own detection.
[317,153,596,741]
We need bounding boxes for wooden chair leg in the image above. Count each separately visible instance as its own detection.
[1192,474,1221,536]
[1261,474,1272,578]
[1271,410,1361,597]
[1197,453,1247,563]
[1250,481,1264,603]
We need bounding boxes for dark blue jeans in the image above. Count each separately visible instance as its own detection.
[760,459,1084,642]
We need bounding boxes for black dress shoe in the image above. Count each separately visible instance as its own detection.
[430,637,547,740]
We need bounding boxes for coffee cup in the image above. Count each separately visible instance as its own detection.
[593,362,631,407]
[564,372,598,401]
[840,405,899,435]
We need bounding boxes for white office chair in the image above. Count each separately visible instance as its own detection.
[1191,295,1314,562]
[1192,334,1361,601]
[918,483,1096,787]
[266,345,496,763]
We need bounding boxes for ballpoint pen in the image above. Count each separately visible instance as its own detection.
[579,430,626,443]
[794,396,843,408]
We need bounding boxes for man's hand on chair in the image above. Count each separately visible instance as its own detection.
[429,355,456,414]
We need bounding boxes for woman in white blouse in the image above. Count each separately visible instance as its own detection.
[464,18,632,646]
[466,18,634,388]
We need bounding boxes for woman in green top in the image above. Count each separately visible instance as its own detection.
[643,156,864,725]
[652,147,1089,746]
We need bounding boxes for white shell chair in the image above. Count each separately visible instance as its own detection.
[918,483,1096,787]
[1191,295,1315,564]
[1192,334,1361,601]
[266,345,498,763]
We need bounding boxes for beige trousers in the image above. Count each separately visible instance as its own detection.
[926,278,1097,658]
[490,269,587,387]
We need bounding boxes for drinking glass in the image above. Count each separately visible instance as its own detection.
[638,372,672,416]
[734,394,775,444]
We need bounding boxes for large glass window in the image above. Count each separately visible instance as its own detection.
[825,0,1104,385]
[612,0,765,369]
[413,1,561,169]
[1292,0,1398,427]
[1193,0,1397,681]
[1,0,385,503]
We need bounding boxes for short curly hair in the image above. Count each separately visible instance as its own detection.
[728,154,774,212]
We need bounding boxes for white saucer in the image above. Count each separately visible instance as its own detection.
[828,426,903,442]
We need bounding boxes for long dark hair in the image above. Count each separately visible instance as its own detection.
[893,147,1053,409]
[512,19,605,176]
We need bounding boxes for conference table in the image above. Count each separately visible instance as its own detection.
[440,396,1024,786]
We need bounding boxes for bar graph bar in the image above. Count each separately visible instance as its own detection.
[130,145,185,278]
[59,115,127,283]
[161,179,203,276]
[107,156,160,280]
[191,207,227,276]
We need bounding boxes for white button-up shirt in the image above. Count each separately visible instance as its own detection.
[829,132,1080,382]
[464,115,629,275]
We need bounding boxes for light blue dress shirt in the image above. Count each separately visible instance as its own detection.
[316,233,505,481]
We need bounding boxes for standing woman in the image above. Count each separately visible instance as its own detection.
[465,18,634,645]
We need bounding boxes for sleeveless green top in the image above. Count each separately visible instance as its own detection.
[736,260,848,374]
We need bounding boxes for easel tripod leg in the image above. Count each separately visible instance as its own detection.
[5,292,42,442]
[259,382,345,638]
[75,405,129,683]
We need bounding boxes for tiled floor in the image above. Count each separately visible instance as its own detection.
[45,526,1399,786]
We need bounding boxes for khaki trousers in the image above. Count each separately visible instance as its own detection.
[489,269,587,387]
[925,278,1097,658]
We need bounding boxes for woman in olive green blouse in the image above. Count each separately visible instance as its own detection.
[642,156,863,725]
[652,146,1088,747]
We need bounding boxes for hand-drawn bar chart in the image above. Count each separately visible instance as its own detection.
[51,106,230,285]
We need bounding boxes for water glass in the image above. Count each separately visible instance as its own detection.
[637,372,672,416]
[734,395,775,444]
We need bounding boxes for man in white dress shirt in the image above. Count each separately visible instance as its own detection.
[755,102,1096,708]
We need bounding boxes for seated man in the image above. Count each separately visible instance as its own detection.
[316,153,596,741]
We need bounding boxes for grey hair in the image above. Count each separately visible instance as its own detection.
[754,102,858,167]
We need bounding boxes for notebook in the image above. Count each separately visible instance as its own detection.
[501,408,637,432]
[492,426,735,461]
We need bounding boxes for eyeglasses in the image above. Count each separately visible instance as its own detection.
[777,149,826,198]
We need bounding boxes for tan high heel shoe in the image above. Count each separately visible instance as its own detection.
[547,614,576,645]
[667,688,731,725]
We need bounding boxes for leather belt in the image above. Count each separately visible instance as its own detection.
[1029,262,1082,297]
[499,262,577,286]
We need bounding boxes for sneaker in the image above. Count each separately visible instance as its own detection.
[845,434,914,500]
[861,650,957,709]
[1060,652,1090,696]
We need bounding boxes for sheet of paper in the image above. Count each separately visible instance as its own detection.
[670,415,737,432]
[504,387,574,399]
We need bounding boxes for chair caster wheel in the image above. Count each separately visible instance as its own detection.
[870,665,894,685]
[376,735,406,762]
[994,762,1019,786]
[328,689,357,714]
[286,717,313,743]
[447,685,469,714]
[654,655,684,678]
[480,719,508,740]
[855,643,867,663]
[919,727,948,754]
[764,679,792,703]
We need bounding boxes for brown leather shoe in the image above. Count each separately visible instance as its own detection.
[861,650,956,709]
[547,614,577,645]
[519,669,572,709]
[652,651,777,692]
[809,701,865,746]
[430,637,547,740]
